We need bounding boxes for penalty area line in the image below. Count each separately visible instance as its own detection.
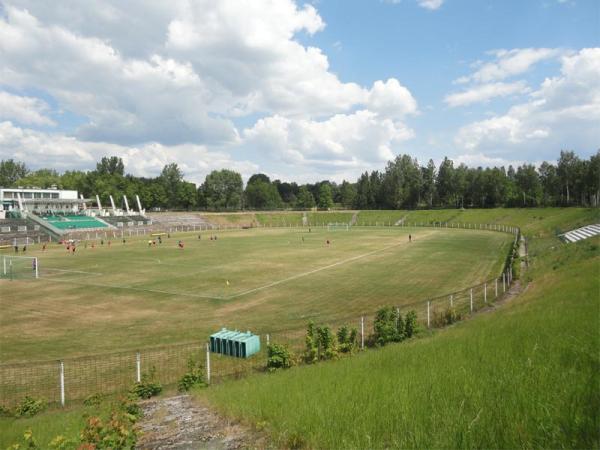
[225,238,410,300]
[40,277,223,300]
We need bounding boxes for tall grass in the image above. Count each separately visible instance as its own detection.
[202,235,600,449]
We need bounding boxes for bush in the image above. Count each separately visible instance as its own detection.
[178,357,207,391]
[370,307,414,346]
[304,321,319,364]
[267,343,294,371]
[432,307,461,328]
[80,411,137,449]
[337,325,358,354]
[130,367,162,399]
[83,393,106,407]
[317,325,338,360]
[14,396,46,418]
[404,310,417,338]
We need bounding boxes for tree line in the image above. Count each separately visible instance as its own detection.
[0,150,598,211]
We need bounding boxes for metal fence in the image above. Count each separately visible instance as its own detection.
[0,222,521,408]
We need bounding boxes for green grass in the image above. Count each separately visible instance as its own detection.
[0,226,509,362]
[255,212,304,226]
[306,211,356,225]
[201,232,600,448]
[355,210,408,226]
[0,399,114,448]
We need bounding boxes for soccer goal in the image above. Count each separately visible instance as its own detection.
[1,255,39,280]
[327,223,350,231]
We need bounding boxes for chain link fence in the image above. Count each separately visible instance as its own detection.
[0,222,521,408]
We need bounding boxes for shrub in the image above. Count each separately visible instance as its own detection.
[317,325,339,360]
[178,357,207,391]
[130,366,162,399]
[304,321,319,364]
[14,396,46,418]
[404,310,417,338]
[83,393,106,407]
[80,411,137,449]
[337,325,358,354]
[432,307,461,328]
[267,343,294,371]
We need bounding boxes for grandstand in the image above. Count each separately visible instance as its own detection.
[1,187,150,239]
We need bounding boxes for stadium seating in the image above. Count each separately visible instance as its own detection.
[560,224,600,243]
[0,218,50,244]
[41,215,108,230]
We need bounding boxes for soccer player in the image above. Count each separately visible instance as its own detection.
[14,245,18,253]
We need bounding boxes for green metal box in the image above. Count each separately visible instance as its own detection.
[210,328,260,358]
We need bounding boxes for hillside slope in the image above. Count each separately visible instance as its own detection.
[202,212,600,449]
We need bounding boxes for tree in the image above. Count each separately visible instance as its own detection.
[96,156,124,176]
[0,159,28,186]
[244,179,282,209]
[160,163,184,208]
[339,181,357,208]
[199,169,243,210]
[421,159,436,208]
[296,186,315,209]
[436,157,456,206]
[515,164,542,206]
[538,162,559,206]
[557,150,580,205]
[317,183,333,209]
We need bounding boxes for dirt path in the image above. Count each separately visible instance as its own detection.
[136,394,266,449]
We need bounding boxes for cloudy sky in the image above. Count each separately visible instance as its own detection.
[0,0,598,184]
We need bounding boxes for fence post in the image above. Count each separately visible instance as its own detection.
[59,361,65,407]
[206,343,211,384]
[484,283,487,303]
[495,279,498,297]
[470,289,473,312]
[427,301,431,328]
[450,295,453,307]
[266,334,270,347]
[136,352,141,383]
[360,316,365,350]
[502,273,506,292]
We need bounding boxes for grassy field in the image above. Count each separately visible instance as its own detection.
[0,226,510,363]
[201,211,600,449]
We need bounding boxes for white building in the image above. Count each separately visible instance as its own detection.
[0,187,80,216]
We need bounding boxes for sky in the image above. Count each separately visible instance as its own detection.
[0,0,598,184]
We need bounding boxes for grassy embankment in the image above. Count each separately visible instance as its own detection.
[200,208,600,449]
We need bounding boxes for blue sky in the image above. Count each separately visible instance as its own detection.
[0,0,598,183]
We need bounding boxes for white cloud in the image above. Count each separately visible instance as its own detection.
[0,1,423,182]
[417,0,444,10]
[0,121,257,183]
[0,91,55,126]
[457,48,563,84]
[455,48,600,158]
[367,79,418,118]
[242,111,415,177]
[444,81,530,107]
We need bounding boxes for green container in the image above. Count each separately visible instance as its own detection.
[210,328,261,358]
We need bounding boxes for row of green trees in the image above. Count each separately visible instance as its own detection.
[1,150,597,210]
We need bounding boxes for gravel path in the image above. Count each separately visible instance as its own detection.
[136,394,266,449]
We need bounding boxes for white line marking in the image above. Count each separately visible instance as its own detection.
[226,238,409,300]
[39,235,419,301]
[41,277,220,299]
[44,268,104,276]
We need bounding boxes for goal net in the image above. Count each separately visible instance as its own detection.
[1,255,39,280]
[327,223,350,231]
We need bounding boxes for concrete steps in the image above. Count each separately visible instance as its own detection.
[560,224,600,243]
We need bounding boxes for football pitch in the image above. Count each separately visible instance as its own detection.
[0,226,512,362]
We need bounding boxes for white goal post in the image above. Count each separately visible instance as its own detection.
[327,223,350,231]
[1,255,39,279]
